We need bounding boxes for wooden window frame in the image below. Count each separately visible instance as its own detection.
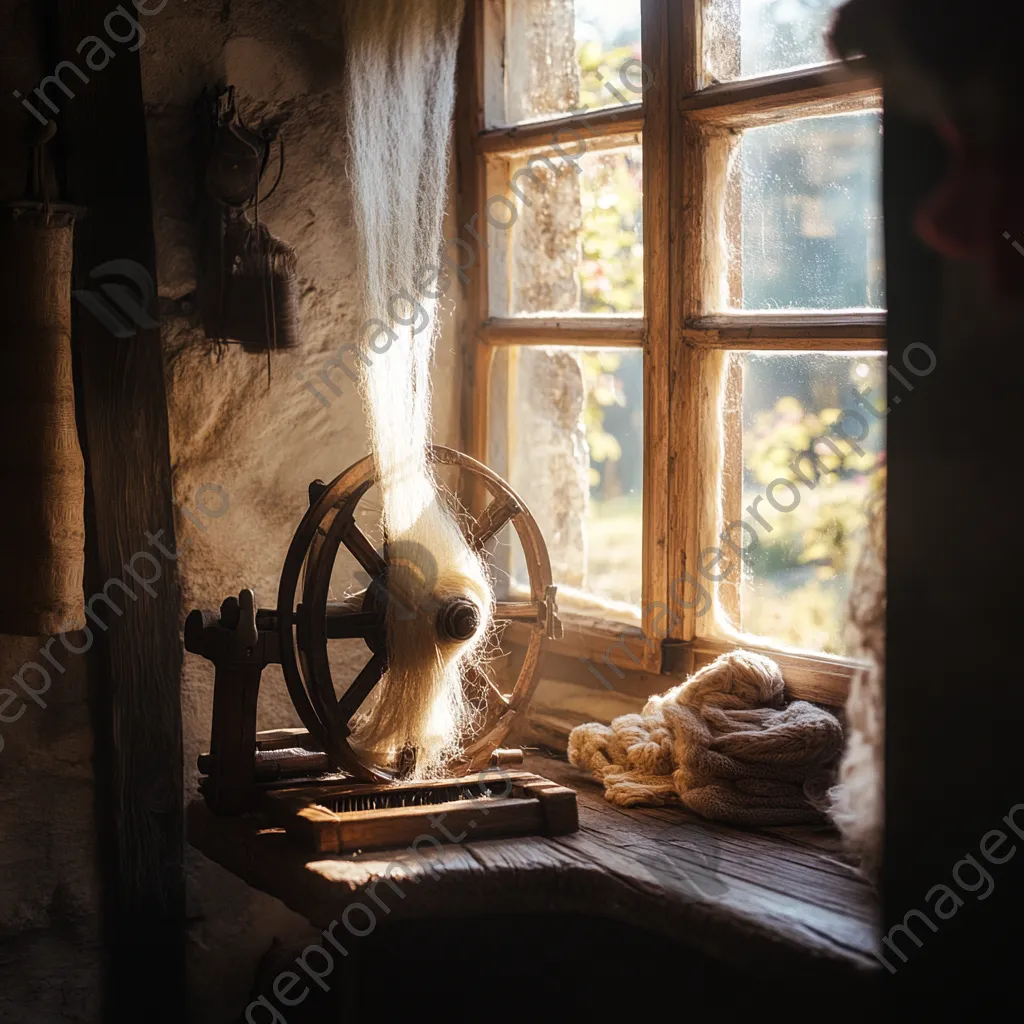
[456,0,883,706]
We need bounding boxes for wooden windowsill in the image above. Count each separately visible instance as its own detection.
[188,754,879,981]
[503,626,857,711]
[504,614,658,674]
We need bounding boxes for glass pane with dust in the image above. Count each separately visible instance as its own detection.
[704,0,845,83]
[488,346,643,622]
[498,0,643,126]
[498,145,643,315]
[728,351,886,655]
[726,111,884,311]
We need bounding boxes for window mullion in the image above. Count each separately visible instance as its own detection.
[456,0,491,516]
[637,0,677,668]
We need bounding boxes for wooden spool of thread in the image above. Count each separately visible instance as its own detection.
[0,207,86,636]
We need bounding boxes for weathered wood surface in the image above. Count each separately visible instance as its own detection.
[55,0,185,1015]
[265,771,578,855]
[679,57,878,126]
[189,754,879,978]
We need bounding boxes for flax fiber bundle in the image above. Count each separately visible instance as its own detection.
[342,0,489,776]
[0,210,85,637]
[569,650,844,825]
[828,477,886,878]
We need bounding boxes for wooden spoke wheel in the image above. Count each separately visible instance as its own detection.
[276,446,561,783]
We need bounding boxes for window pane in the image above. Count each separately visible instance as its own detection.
[726,111,884,311]
[498,145,643,315]
[704,0,845,83]
[495,0,643,126]
[488,346,643,622]
[729,351,885,655]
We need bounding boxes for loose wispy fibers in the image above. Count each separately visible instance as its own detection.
[342,0,488,776]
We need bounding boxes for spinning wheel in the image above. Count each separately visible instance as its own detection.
[277,445,563,783]
[186,446,564,814]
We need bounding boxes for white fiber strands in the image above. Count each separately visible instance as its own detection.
[568,651,844,826]
[829,477,886,879]
[342,0,488,776]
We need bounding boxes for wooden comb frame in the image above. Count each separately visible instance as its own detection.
[264,770,578,856]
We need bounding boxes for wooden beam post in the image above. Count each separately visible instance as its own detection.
[50,1,185,1018]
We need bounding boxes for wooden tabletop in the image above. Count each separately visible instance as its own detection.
[188,754,879,979]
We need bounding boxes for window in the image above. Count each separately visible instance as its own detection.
[703,0,847,82]
[457,0,882,700]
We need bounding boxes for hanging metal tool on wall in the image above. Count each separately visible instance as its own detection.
[196,84,302,378]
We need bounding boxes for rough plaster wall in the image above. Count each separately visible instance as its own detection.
[0,1,101,1021]
[139,1,463,1019]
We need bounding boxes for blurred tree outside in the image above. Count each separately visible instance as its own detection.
[578,149,643,315]
[736,0,844,78]
[535,1,883,641]
[738,353,886,653]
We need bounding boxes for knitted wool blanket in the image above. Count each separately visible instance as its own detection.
[568,650,844,826]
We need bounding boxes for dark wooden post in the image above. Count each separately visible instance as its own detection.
[884,109,1024,999]
[48,1,185,1018]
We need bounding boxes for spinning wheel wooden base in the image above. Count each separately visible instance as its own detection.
[186,446,577,851]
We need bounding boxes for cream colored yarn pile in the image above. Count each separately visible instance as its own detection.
[568,650,844,825]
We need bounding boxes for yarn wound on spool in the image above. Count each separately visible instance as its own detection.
[0,208,86,637]
[342,0,490,777]
[568,650,844,826]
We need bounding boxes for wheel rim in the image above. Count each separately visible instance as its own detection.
[276,446,556,781]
